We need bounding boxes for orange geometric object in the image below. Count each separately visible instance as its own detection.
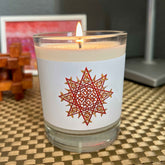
[0,43,32,101]
[59,67,113,126]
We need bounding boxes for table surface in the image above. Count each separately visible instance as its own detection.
[0,77,165,165]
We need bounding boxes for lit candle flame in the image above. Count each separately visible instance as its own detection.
[76,22,83,48]
[76,22,83,37]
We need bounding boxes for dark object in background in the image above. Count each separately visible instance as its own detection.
[125,0,165,87]
[0,43,33,101]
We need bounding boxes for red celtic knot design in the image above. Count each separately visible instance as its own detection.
[59,67,113,126]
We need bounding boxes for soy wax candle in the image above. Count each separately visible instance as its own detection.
[33,23,127,152]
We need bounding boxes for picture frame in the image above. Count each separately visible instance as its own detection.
[0,15,87,75]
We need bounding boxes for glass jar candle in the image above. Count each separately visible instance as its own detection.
[33,31,127,152]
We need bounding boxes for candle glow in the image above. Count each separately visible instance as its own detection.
[76,22,83,48]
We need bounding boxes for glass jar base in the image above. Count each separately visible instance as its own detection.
[45,121,120,153]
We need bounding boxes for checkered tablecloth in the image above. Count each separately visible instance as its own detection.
[0,77,165,165]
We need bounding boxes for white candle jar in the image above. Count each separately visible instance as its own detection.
[33,31,127,152]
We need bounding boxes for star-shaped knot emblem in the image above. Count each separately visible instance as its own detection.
[59,67,113,126]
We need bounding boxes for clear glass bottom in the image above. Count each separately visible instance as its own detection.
[45,120,120,153]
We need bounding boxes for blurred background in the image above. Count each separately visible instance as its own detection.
[0,0,165,59]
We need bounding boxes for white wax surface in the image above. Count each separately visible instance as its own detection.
[35,42,126,62]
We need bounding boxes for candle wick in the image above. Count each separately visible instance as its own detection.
[78,42,82,49]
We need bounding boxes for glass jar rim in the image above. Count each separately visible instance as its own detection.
[33,30,127,40]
